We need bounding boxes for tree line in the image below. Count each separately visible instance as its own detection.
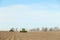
[9,27,60,32]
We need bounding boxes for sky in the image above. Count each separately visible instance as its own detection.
[0,0,60,30]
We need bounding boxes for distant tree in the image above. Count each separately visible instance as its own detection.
[9,28,15,32]
[20,28,27,33]
[29,28,36,32]
[42,27,48,32]
[49,28,53,31]
[54,27,59,31]
[29,28,40,32]
[42,27,45,31]
[15,28,18,32]
[44,27,48,32]
[36,28,40,31]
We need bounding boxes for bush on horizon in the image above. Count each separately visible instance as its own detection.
[20,28,27,33]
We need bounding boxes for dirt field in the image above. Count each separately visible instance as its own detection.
[0,31,60,40]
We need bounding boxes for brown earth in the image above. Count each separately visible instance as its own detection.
[0,31,60,40]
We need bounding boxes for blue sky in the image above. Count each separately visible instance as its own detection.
[0,0,60,30]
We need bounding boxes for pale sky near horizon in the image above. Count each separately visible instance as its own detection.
[0,0,60,30]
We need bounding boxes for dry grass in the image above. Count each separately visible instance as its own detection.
[0,31,60,40]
